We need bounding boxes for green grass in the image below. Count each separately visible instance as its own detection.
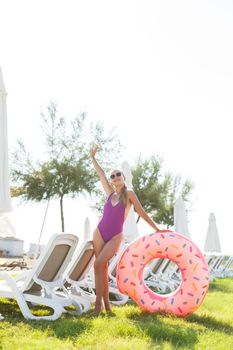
[0,278,233,350]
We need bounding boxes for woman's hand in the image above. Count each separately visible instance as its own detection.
[90,145,113,195]
[90,145,99,159]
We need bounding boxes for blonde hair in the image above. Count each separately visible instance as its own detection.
[119,172,128,208]
[119,183,128,208]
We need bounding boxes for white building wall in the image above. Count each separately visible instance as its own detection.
[0,239,24,256]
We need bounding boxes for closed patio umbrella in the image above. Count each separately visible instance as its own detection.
[174,197,191,239]
[83,217,91,241]
[122,160,139,243]
[0,67,12,320]
[0,66,12,214]
[204,212,221,253]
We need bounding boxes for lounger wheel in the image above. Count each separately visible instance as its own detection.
[65,300,83,316]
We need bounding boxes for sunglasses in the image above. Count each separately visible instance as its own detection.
[110,171,122,179]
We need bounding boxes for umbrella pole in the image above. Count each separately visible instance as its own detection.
[33,198,50,263]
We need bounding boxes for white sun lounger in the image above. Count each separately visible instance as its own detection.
[0,233,78,321]
[213,255,233,278]
[144,258,180,294]
[59,240,96,313]
[63,241,129,307]
[223,256,233,277]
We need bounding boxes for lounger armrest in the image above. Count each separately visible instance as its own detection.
[0,271,18,288]
[14,270,30,282]
[33,275,64,290]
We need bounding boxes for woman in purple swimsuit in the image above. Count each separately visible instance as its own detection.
[90,145,161,315]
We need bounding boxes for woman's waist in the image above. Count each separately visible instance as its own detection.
[98,215,124,228]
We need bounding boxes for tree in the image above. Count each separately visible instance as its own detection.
[132,155,194,227]
[11,102,122,231]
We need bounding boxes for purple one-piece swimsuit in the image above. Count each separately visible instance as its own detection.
[98,192,125,243]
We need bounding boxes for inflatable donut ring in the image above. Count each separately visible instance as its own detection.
[116,230,210,317]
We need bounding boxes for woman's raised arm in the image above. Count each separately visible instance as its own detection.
[90,145,113,195]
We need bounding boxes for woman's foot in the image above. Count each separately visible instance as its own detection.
[92,302,104,316]
[104,301,112,312]
[105,303,116,317]
[93,308,103,316]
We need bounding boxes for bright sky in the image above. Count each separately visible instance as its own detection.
[1,0,233,253]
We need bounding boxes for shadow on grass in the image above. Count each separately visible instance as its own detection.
[125,310,198,349]
[0,298,25,320]
[186,313,233,336]
[0,298,93,339]
[26,317,91,339]
[208,278,233,293]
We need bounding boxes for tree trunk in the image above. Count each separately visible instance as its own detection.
[60,195,65,232]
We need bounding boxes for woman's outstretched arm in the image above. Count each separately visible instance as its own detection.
[128,190,161,232]
[90,145,113,195]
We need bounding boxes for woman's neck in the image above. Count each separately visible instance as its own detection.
[115,185,124,194]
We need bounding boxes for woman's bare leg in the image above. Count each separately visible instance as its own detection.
[93,228,105,313]
[103,264,110,311]
[94,233,123,312]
